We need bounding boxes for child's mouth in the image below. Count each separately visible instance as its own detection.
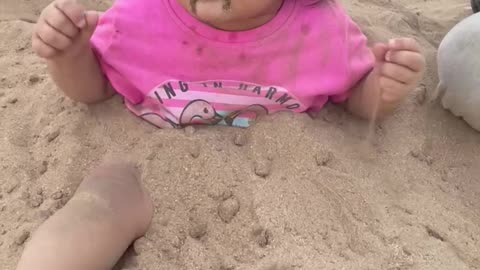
[189,0,232,14]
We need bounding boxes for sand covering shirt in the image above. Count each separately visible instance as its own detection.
[91,0,374,128]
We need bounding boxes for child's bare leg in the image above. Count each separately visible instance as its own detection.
[16,162,153,270]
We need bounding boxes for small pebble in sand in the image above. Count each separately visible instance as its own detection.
[146,152,156,161]
[440,169,454,182]
[8,97,18,104]
[254,159,272,178]
[46,130,60,142]
[189,220,208,239]
[37,209,53,220]
[20,191,30,200]
[424,156,434,165]
[188,145,201,158]
[35,187,43,195]
[6,182,19,194]
[159,216,170,226]
[218,197,240,223]
[219,257,236,270]
[28,75,40,85]
[28,195,44,208]
[315,150,334,166]
[51,190,64,200]
[425,226,445,242]
[409,150,433,165]
[161,247,176,260]
[409,150,420,158]
[208,187,232,201]
[220,190,233,200]
[15,230,30,246]
[184,125,196,136]
[51,197,69,210]
[39,160,48,175]
[133,237,151,255]
[402,246,412,256]
[252,225,272,248]
[233,133,247,146]
[146,144,162,160]
[172,233,187,248]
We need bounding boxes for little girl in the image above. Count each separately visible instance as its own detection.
[19,0,425,269]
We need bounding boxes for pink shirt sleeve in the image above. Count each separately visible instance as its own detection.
[90,7,144,104]
[328,5,374,104]
[90,12,115,61]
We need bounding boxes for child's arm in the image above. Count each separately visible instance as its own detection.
[347,38,425,120]
[46,46,114,104]
[33,0,114,104]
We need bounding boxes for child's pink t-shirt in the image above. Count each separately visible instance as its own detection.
[91,0,374,128]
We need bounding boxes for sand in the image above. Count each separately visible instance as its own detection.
[1,0,479,269]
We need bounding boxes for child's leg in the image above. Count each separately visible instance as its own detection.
[16,162,154,270]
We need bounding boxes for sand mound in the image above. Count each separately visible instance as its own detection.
[1,0,479,269]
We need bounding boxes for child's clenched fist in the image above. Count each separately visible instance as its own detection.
[33,0,98,59]
[347,37,426,119]
[372,38,425,104]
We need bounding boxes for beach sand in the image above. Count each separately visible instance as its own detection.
[0,0,479,269]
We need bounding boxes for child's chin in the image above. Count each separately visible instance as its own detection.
[195,0,226,18]
[195,14,233,30]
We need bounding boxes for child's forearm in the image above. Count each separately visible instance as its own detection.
[346,72,397,120]
[47,46,114,104]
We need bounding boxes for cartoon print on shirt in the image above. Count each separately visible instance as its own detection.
[223,104,269,126]
[126,96,180,128]
[127,96,223,128]
[124,79,307,128]
[140,112,179,128]
[179,99,223,126]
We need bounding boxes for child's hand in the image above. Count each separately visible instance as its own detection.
[347,38,425,119]
[371,38,425,104]
[33,0,98,59]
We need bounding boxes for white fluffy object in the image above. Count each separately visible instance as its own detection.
[437,13,480,131]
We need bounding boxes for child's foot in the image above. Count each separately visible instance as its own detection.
[16,162,154,270]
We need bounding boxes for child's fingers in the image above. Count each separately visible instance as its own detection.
[45,4,80,38]
[36,20,73,50]
[55,0,86,28]
[83,11,100,38]
[378,77,409,103]
[388,38,421,52]
[385,50,425,72]
[372,43,388,62]
[32,34,59,58]
[380,63,417,84]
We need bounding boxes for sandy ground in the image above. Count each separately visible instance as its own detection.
[1,0,480,269]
